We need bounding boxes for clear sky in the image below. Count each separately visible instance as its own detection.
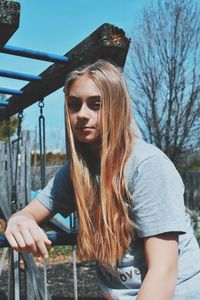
[1,0,154,132]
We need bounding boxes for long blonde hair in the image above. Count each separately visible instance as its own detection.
[64,60,135,267]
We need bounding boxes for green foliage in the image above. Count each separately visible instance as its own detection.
[0,116,18,141]
[48,245,72,258]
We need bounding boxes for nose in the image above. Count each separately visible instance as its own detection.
[77,103,90,119]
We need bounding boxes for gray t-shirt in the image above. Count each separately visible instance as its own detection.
[37,138,200,299]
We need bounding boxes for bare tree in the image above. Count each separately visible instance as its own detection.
[127,0,200,163]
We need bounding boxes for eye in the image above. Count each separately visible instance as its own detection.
[88,98,101,111]
[89,101,101,111]
[67,99,81,112]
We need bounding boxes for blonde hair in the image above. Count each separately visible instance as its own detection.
[64,60,135,267]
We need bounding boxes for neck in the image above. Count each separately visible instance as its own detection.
[78,141,101,168]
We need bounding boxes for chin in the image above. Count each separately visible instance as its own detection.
[77,138,96,144]
[75,134,99,144]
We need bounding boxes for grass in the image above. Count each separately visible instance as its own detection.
[48,245,72,260]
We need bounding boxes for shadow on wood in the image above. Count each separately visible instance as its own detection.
[0,0,20,48]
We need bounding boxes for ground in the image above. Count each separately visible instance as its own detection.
[0,220,104,299]
[0,259,104,299]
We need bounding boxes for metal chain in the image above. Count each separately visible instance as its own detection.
[43,259,48,300]
[72,246,78,300]
[13,251,20,300]
[7,249,14,300]
[38,100,46,189]
[70,212,78,300]
[6,118,14,198]
[38,100,49,299]
[11,112,24,214]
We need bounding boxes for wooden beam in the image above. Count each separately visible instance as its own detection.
[0,0,20,48]
[0,23,130,122]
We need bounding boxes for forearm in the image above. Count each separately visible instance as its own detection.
[8,199,53,225]
[9,210,35,222]
[136,268,177,300]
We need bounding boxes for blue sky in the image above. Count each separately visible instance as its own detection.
[1,0,154,132]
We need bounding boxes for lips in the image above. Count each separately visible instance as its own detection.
[76,126,94,130]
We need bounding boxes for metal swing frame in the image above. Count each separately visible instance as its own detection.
[0,1,130,299]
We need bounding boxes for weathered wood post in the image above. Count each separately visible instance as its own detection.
[0,0,20,49]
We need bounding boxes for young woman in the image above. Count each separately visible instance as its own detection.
[5,60,200,299]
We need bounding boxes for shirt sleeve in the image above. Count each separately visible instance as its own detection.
[36,162,76,217]
[131,152,186,238]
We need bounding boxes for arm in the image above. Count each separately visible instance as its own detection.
[136,233,179,300]
[5,198,54,259]
[5,162,75,258]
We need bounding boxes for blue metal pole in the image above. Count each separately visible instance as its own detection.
[0,69,42,81]
[0,232,76,247]
[0,87,23,95]
[1,45,69,63]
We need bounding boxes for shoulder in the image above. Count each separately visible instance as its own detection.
[53,161,71,184]
[128,138,170,169]
[125,138,184,192]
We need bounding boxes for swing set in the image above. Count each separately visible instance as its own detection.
[0,1,130,299]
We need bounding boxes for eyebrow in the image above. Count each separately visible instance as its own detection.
[68,95,101,101]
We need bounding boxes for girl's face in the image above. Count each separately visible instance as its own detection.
[66,75,102,145]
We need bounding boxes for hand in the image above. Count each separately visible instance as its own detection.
[5,214,52,259]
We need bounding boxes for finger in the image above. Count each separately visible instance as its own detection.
[39,228,52,246]
[29,227,49,259]
[5,232,19,250]
[20,229,38,254]
[9,231,26,249]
